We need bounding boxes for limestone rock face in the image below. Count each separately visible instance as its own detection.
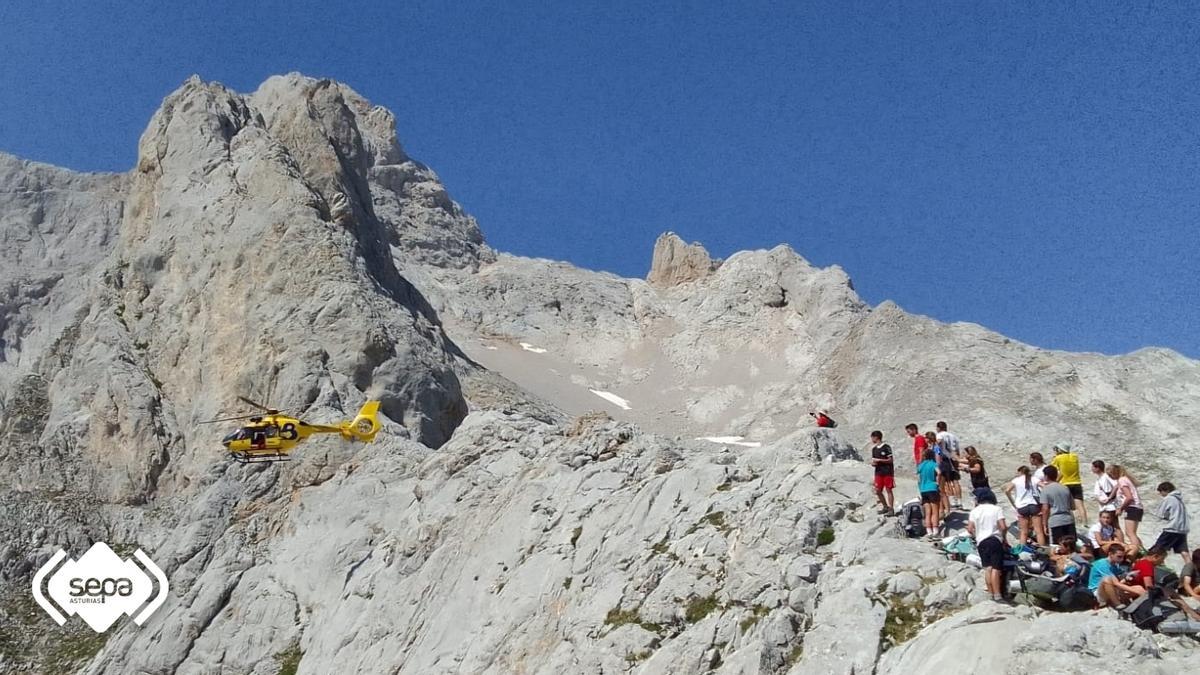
[0,73,1197,674]
[647,232,719,288]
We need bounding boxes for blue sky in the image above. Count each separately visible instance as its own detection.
[2,2,1197,357]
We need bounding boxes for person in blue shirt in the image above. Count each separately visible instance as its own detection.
[1087,544,1143,608]
[916,449,942,539]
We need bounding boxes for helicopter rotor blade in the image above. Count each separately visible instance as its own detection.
[198,413,263,424]
[237,396,274,412]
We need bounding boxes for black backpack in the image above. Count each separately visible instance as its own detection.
[1125,587,1180,631]
[902,501,926,538]
[1153,566,1180,592]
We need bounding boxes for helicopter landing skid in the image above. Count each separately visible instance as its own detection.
[231,451,292,464]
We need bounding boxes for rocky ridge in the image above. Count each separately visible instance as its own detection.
[0,73,1196,674]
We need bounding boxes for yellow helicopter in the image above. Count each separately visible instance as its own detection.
[202,396,382,463]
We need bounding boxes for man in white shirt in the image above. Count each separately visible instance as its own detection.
[967,490,1009,603]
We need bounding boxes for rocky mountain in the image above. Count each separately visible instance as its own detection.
[0,74,1197,674]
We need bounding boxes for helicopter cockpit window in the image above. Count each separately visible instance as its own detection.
[222,429,248,443]
[266,425,279,438]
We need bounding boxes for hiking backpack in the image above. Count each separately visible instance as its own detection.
[901,500,925,538]
[1125,587,1180,631]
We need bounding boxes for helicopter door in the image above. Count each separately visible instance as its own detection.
[251,430,267,449]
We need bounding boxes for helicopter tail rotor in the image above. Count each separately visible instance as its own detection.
[341,401,381,443]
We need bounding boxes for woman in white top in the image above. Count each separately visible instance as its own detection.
[1108,464,1144,553]
[1091,459,1117,513]
[1003,465,1046,547]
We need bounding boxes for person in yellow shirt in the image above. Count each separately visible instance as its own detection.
[1051,443,1086,522]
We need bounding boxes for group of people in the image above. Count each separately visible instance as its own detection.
[864,421,1197,608]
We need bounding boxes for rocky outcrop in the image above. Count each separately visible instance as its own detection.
[647,232,720,288]
[1,73,1197,674]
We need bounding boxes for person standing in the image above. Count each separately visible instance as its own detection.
[966,490,1009,603]
[869,430,895,516]
[1050,443,1087,522]
[1092,460,1117,514]
[928,431,955,513]
[1004,465,1046,547]
[960,446,991,505]
[906,423,927,467]
[1040,466,1077,545]
[935,422,964,509]
[1029,452,1049,541]
[1110,465,1144,553]
[917,449,942,540]
[1152,481,1190,566]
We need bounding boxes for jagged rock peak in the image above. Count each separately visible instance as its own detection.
[646,231,720,287]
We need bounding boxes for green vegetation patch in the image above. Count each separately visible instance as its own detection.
[604,606,663,634]
[816,527,835,546]
[880,593,923,648]
[739,604,771,633]
[274,641,304,675]
[684,594,721,623]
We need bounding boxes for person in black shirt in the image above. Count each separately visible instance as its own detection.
[960,446,992,505]
[869,430,895,515]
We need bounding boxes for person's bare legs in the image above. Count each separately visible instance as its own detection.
[923,502,935,534]
[1017,515,1030,547]
[884,486,894,513]
[984,566,1001,596]
[1031,514,1047,546]
[1125,519,1142,553]
[1075,497,1087,524]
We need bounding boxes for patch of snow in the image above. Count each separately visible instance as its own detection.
[589,389,632,410]
[519,342,547,354]
[484,345,499,351]
[696,436,762,448]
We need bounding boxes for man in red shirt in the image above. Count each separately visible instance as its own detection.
[1130,547,1167,590]
[906,423,927,466]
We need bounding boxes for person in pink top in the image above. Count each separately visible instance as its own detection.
[1109,464,1144,553]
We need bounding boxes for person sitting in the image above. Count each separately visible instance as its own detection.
[810,411,837,428]
[1049,534,1077,575]
[1088,510,1130,556]
[1053,540,1097,577]
[1129,546,1167,591]
[1088,544,1143,609]
[1182,548,1200,604]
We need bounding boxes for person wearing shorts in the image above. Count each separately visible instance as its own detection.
[1051,443,1087,522]
[869,431,895,515]
[917,449,941,539]
[1110,465,1144,552]
[967,490,1009,602]
[1041,466,1078,545]
[1153,481,1191,565]
[1004,465,1046,547]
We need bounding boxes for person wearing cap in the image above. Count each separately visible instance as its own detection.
[1050,442,1087,523]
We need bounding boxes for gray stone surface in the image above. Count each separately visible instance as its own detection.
[0,73,1197,674]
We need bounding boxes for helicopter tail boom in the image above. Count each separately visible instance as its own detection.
[341,400,381,443]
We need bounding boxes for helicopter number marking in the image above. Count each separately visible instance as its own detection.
[280,423,298,440]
